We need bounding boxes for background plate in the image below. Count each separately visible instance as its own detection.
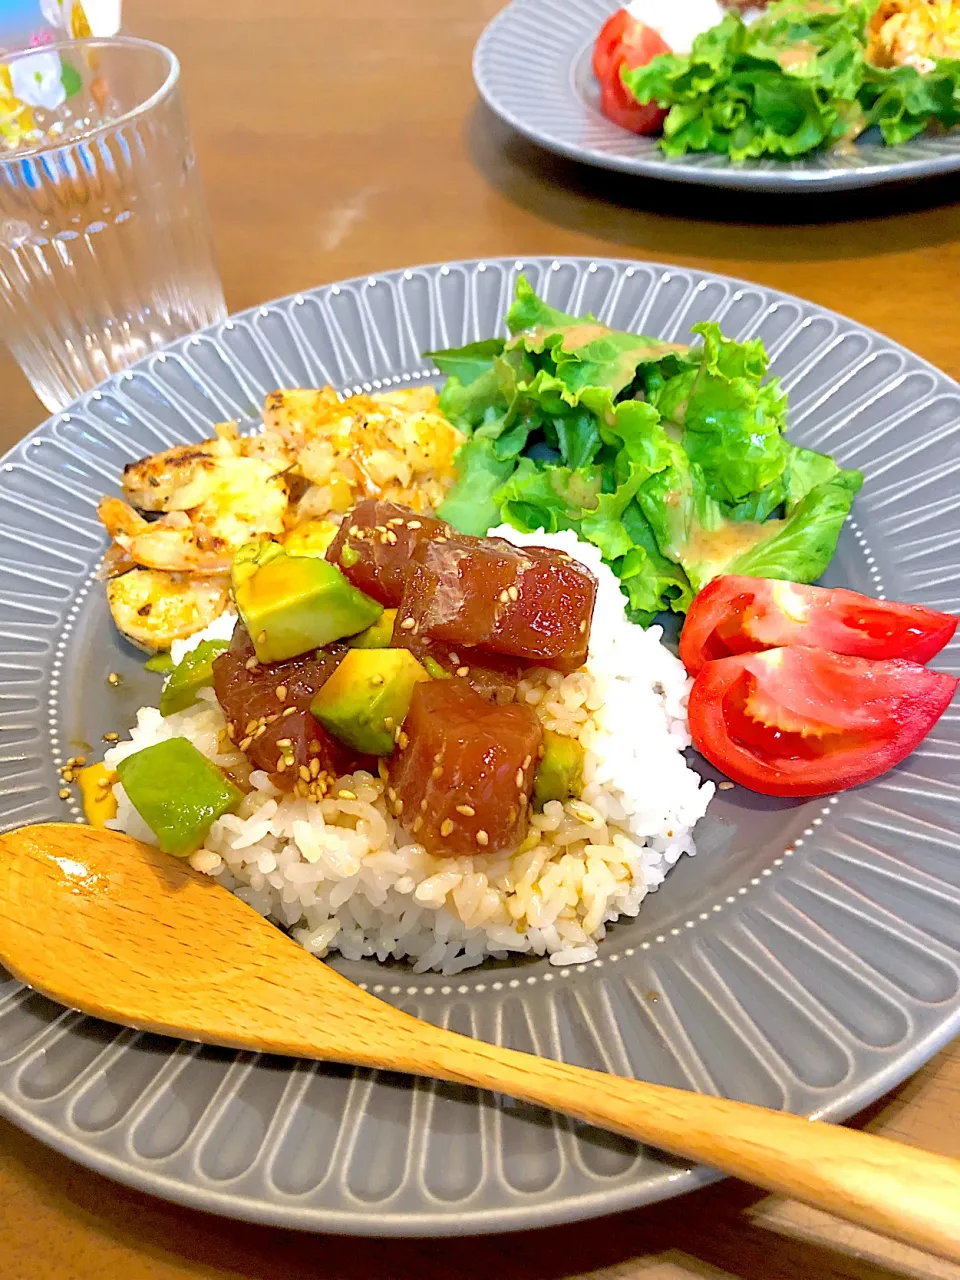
[473,0,960,192]
[1,257,959,1235]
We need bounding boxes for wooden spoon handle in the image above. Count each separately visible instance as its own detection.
[406,1027,960,1262]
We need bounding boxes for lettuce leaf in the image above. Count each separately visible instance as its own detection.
[437,438,517,536]
[781,441,858,509]
[618,504,695,624]
[634,438,862,593]
[428,339,509,435]
[506,277,580,336]
[432,275,686,476]
[435,371,504,434]
[495,457,603,534]
[731,469,863,580]
[679,321,789,505]
[427,277,860,623]
[554,409,602,470]
[631,443,763,592]
[429,338,504,385]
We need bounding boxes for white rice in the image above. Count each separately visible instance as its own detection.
[105,529,714,973]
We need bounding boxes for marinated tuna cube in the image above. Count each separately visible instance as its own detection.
[325,500,451,606]
[388,679,542,858]
[213,625,346,718]
[257,706,361,796]
[392,631,523,705]
[396,536,596,673]
[212,626,367,792]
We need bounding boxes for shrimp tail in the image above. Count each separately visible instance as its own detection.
[97,495,149,541]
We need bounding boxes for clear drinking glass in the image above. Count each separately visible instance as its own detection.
[0,37,226,411]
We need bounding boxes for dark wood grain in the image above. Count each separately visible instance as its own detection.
[1,1,958,1276]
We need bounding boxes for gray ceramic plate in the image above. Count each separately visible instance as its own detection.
[474,0,960,191]
[1,256,959,1236]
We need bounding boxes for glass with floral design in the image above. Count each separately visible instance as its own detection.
[0,37,225,411]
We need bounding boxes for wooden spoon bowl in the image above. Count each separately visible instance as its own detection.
[2,822,960,1259]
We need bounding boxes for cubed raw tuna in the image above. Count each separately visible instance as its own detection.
[392,631,524,705]
[212,626,367,793]
[396,535,596,673]
[388,679,542,857]
[325,500,451,606]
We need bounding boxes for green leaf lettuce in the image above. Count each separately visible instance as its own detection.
[428,277,861,623]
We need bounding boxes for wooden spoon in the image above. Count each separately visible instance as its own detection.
[2,824,959,1258]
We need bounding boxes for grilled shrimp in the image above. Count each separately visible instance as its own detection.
[106,568,231,652]
[121,423,288,514]
[98,497,237,574]
[121,424,242,512]
[867,0,960,70]
[98,383,464,650]
[374,386,443,413]
[101,455,287,574]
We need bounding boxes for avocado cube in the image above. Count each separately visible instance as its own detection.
[233,539,383,663]
[533,731,584,810]
[160,639,230,716]
[144,651,174,673]
[116,737,242,857]
[347,609,397,650]
[310,648,430,756]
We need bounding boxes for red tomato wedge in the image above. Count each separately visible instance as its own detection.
[680,576,958,676]
[688,647,958,798]
[593,8,637,80]
[593,9,670,135]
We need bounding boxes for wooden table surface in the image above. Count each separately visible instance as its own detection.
[2,2,959,1277]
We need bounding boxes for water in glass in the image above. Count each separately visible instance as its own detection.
[0,38,226,411]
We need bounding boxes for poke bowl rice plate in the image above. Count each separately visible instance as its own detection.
[0,255,959,1234]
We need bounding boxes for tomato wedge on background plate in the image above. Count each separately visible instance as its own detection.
[592,8,670,134]
[680,576,958,676]
[688,646,958,798]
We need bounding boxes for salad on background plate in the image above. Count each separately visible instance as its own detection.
[472,0,960,188]
[595,0,960,160]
